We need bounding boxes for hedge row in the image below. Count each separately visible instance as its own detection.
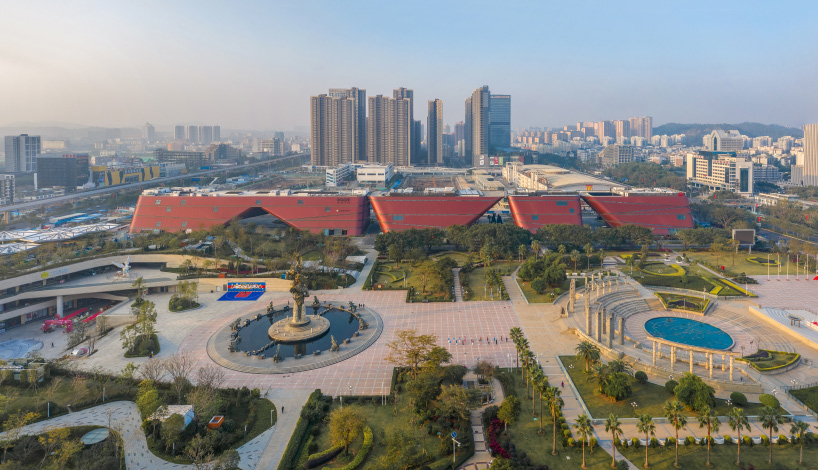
[277,390,323,470]
[328,426,373,470]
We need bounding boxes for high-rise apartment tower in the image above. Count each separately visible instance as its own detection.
[427,99,443,165]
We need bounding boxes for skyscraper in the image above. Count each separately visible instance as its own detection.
[174,125,185,140]
[187,126,199,144]
[628,116,653,139]
[142,122,155,141]
[328,87,367,161]
[471,86,490,164]
[427,99,443,165]
[393,88,416,164]
[310,94,356,166]
[366,95,410,166]
[793,123,818,186]
[464,97,473,165]
[4,134,40,172]
[213,125,221,142]
[614,120,630,140]
[199,126,213,145]
[489,94,511,151]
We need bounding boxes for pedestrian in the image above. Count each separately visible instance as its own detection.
[561,381,564,388]
[51,342,54,348]
[282,406,284,414]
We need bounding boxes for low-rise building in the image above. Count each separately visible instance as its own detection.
[598,144,634,167]
[356,164,395,185]
[326,163,354,187]
[0,174,14,205]
[686,151,754,195]
[756,192,799,207]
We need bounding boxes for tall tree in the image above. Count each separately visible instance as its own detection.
[543,386,563,455]
[584,243,594,270]
[697,406,720,468]
[663,400,687,468]
[636,414,656,468]
[573,414,594,469]
[790,419,810,466]
[605,414,622,468]
[728,407,750,468]
[497,395,520,431]
[760,405,781,465]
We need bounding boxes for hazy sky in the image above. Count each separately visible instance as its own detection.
[2,0,817,132]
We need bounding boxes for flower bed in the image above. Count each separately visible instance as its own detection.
[714,278,757,297]
[642,264,686,276]
[736,349,800,371]
[488,419,510,459]
[747,256,779,266]
[655,292,710,313]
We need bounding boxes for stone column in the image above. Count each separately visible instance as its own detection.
[602,308,607,334]
[689,350,694,373]
[652,341,657,365]
[670,346,676,371]
[570,279,576,314]
[618,317,625,345]
[585,292,591,335]
[596,309,602,342]
[57,295,64,317]
[729,355,734,381]
[721,354,726,372]
[709,353,714,379]
[607,315,614,348]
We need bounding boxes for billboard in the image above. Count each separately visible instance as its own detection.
[218,282,266,301]
[732,229,756,246]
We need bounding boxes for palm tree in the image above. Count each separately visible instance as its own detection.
[543,386,562,452]
[519,339,531,380]
[558,244,567,256]
[588,362,611,393]
[535,374,549,434]
[509,327,523,368]
[575,341,601,372]
[570,249,580,271]
[607,359,632,375]
[697,406,720,467]
[529,366,543,415]
[790,419,810,465]
[664,400,687,468]
[761,405,782,465]
[637,414,656,468]
[132,276,146,303]
[728,407,750,467]
[598,248,606,268]
[605,414,622,468]
[518,244,527,262]
[574,414,594,469]
[531,240,540,260]
[584,243,594,271]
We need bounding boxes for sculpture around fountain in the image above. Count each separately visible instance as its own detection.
[312,296,321,315]
[267,256,330,342]
[330,335,339,351]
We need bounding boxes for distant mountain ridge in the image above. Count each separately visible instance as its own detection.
[653,122,803,143]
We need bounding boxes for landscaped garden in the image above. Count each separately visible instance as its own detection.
[280,330,477,470]
[518,277,585,304]
[365,257,456,302]
[737,349,801,372]
[655,292,710,313]
[790,385,818,415]
[624,255,753,297]
[560,355,778,418]
[0,425,124,469]
[686,251,779,276]
[0,358,273,469]
[461,260,518,301]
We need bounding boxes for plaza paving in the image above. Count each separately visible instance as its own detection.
[3,257,818,469]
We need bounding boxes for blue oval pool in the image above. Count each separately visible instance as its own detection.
[644,317,733,350]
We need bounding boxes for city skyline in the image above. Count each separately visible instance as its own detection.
[1,1,818,131]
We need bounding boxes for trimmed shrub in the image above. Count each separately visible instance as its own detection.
[761,435,769,446]
[666,437,676,446]
[635,371,648,385]
[563,429,572,438]
[650,437,659,448]
[567,438,575,447]
[759,394,780,409]
[631,437,640,448]
[699,437,707,446]
[306,445,343,469]
[778,434,788,445]
[665,380,678,394]
[730,392,748,407]
[723,435,733,444]
[685,436,696,446]
[589,437,597,450]
[743,435,751,446]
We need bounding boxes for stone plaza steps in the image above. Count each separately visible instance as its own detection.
[453,268,464,302]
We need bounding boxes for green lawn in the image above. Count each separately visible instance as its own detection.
[626,263,744,297]
[309,398,471,470]
[791,386,818,415]
[737,350,800,372]
[685,251,774,277]
[655,293,709,313]
[518,278,585,304]
[373,261,451,301]
[619,437,818,470]
[560,356,778,419]
[499,369,612,469]
[462,261,519,301]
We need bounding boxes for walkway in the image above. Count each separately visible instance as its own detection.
[459,377,506,470]
[453,268,464,302]
[253,389,312,470]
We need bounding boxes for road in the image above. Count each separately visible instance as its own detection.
[0,153,308,213]
[759,227,818,247]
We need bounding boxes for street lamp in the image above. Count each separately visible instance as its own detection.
[631,402,638,416]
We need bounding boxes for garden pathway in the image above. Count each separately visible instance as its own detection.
[459,377,505,470]
[453,268,464,302]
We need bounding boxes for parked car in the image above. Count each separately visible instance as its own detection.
[71,347,88,357]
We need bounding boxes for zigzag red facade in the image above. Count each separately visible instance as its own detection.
[130,192,370,235]
[369,194,502,232]
[507,195,583,232]
[580,192,694,235]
